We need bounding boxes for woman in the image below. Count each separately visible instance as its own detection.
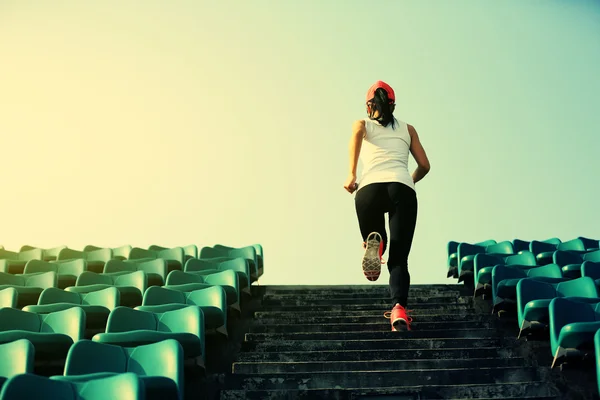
[343,80,430,332]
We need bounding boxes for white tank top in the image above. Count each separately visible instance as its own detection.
[356,117,416,192]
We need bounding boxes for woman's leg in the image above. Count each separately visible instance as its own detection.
[386,183,418,308]
[354,183,388,252]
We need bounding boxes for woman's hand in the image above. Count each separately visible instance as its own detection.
[344,174,358,194]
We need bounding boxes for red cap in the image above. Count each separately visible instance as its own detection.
[366,80,395,103]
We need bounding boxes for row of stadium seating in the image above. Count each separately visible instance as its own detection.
[0,242,264,399]
[447,237,600,395]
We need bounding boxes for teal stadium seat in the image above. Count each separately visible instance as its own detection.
[165,269,240,312]
[0,372,144,400]
[491,263,564,313]
[0,307,85,361]
[457,241,514,284]
[56,339,183,400]
[200,246,259,283]
[23,259,86,290]
[553,249,600,279]
[185,258,251,295]
[473,251,536,297]
[0,339,34,389]
[447,240,497,279]
[104,259,167,287]
[549,297,600,368]
[516,277,599,338]
[92,306,205,368]
[0,288,17,309]
[0,271,57,308]
[67,271,146,307]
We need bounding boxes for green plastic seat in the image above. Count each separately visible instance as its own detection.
[23,259,86,289]
[57,339,183,400]
[67,271,147,307]
[183,245,198,261]
[213,244,264,277]
[516,276,599,338]
[200,246,258,282]
[185,257,251,294]
[457,241,514,284]
[0,249,43,274]
[534,238,585,266]
[579,236,600,252]
[129,248,184,273]
[104,259,166,287]
[0,271,57,308]
[0,288,17,308]
[594,329,600,395]
[23,287,119,338]
[473,252,536,297]
[447,240,498,278]
[165,269,240,312]
[137,286,227,336]
[0,339,35,389]
[0,307,85,361]
[0,372,144,400]
[19,246,66,262]
[57,248,112,274]
[491,263,565,313]
[84,245,132,261]
[92,306,205,368]
[549,297,600,368]
[555,250,600,279]
[512,239,531,254]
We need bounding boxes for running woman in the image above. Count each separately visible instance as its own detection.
[343,80,431,331]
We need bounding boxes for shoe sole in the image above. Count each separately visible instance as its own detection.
[392,318,411,332]
[362,232,382,282]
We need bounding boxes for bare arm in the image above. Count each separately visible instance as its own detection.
[348,120,366,176]
[408,124,430,184]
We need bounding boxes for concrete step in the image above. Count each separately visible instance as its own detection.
[232,356,527,374]
[242,337,505,352]
[235,347,517,362]
[262,291,464,300]
[248,320,494,333]
[254,310,479,321]
[244,329,502,342]
[219,382,560,400]
[261,296,471,306]
[223,367,550,390]
[259,303,472,312]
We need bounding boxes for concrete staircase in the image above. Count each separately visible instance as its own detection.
[216,284,598,399]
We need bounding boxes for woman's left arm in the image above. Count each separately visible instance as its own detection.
[344,120,366,193]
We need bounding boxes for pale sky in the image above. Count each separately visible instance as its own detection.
[1,0,599,285]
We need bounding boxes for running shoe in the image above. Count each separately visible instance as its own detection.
[362,232,384,281]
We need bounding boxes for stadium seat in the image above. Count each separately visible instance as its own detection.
[166,269,240,312]
[0,372,144,400]
[447,240,497,278]
[555,250,600,279]
[23,259,86,289]
[457,241,514,283]
[57,248,112,274]
[579,236,600,252]
[66,271,146,307]
[0,248,43,274]
[0,307,85,361]
[185,258,251,295]
[512,239,531,254]
[516,277,599,338]
[84,245,132,261]
[0,271,57,308]
[594,329,600,395]
[533,238,586,266]
[474,251,536,297]
[104,259,167,287]
[129,248,184,273]
[214,244,264,277]
[491,263,564,313]
[0,339,34,389]
[200,246,259,282]
[23,287,119,338]
[549,297,600,368]
[92,306,205,368]
[0,288,17,309]
[137,286,227,336]
[19,246,66,262]
[57,339,183,400]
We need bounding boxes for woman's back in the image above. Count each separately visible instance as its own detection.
[358,117,415,192]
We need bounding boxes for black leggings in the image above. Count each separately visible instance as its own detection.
[355,182,418,308]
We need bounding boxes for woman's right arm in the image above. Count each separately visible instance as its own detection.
[408,124,430,184]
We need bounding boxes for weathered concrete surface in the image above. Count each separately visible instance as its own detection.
[204,284,600,400]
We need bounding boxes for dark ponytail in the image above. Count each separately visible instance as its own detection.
[368,87,396,129]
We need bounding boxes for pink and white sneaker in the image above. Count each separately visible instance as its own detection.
[362,232,384,281]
